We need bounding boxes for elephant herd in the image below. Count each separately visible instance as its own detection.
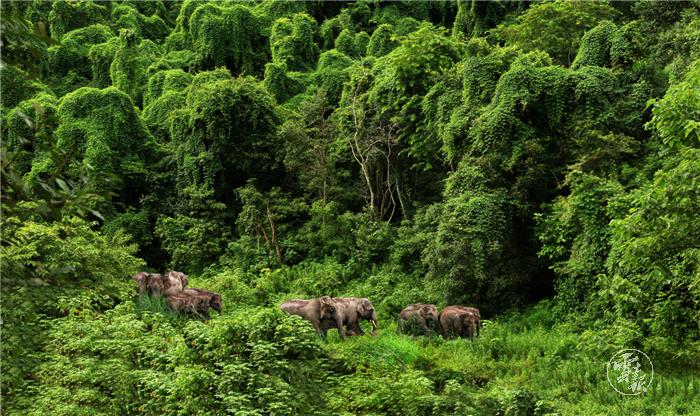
[280,297,482,341]
[132,271,222,320]
[132,272,479,341]
[399,304,482,340]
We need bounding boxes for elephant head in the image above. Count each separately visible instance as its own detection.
[421,305,438,322]
[210,293,222,315]
[164,271,188,295]
[133,272,165,297]
[133,272,150,295]
[459,311,476,340]
[357,298,378,335]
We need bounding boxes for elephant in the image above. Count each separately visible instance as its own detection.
[397,304,439,336]
[164,271,189,296]
[133,272,165,297]
[183,288,222,319]
[444,305,481,337]
[326,297,378,336]
[460,306,481,337]
[280,296,345,339]
[439,306,477,340]
[166,292,207,320]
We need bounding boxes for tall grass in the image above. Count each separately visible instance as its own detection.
[318,307,700,415]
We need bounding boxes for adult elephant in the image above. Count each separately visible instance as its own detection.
[439,306,477,341]
[281,296,345,339]
[133,272,165,297]
[328,297,378,336]
[397,304,438,336]
[446,305,481,337]
[183,288,222,319]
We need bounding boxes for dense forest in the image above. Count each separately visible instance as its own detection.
[2,0,699,414]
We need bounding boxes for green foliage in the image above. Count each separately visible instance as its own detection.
[453,0,523,38]
[334,28,357,57]
[263,61,305,103]
[141,68,192,138]
[235,182,308,264]
[45,24,114,94]
[28,86,155,205]
[111,3,169,42]
[646,60,700,149]
[493,0,618,66]
[88,35,120,88]
[1,2,52,77]
[170,71,282,200]
[143,68,192,108]
[110,30,161,106]
[602,148,700,355]
[1,213,143,396]
[47,0,108,40]
[313,49,354,104]
[536,172,623,315]
[270,13,319,71]
[7,2,700,414]
[366,23,462,170]
[424,164,520,311]
[155,213,227,274]
[187,2,268,75]
[366,23,398,57]
[1,65,49,112]
[3,91,59,175]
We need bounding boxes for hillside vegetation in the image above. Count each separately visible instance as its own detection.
[2,1,699,414]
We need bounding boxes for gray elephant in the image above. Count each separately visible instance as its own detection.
[166,292,207,320]
[133,272,165,297]
[444,305,481,337]
[280,296,345,339]
[326,297,378,336]
[439,306,477,340]
[461,306,481,337]
[397,304,438,336]
[183,288,222,320]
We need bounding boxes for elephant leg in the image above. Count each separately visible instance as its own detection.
[336,316,346,339]
[347,321,364,336]
[440,319,452,339]
[311,319,323,336]
[417,317,430,335]
[453,319,463,339]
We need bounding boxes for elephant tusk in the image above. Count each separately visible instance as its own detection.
[371,320,378,329]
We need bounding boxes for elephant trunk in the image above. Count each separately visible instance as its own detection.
[370,311,378,335]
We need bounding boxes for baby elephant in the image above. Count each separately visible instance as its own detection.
[183,288,222,320]
[397,304,439,336]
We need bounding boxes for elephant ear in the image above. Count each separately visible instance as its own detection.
[357,300,368,315]
[133,272,148,283]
